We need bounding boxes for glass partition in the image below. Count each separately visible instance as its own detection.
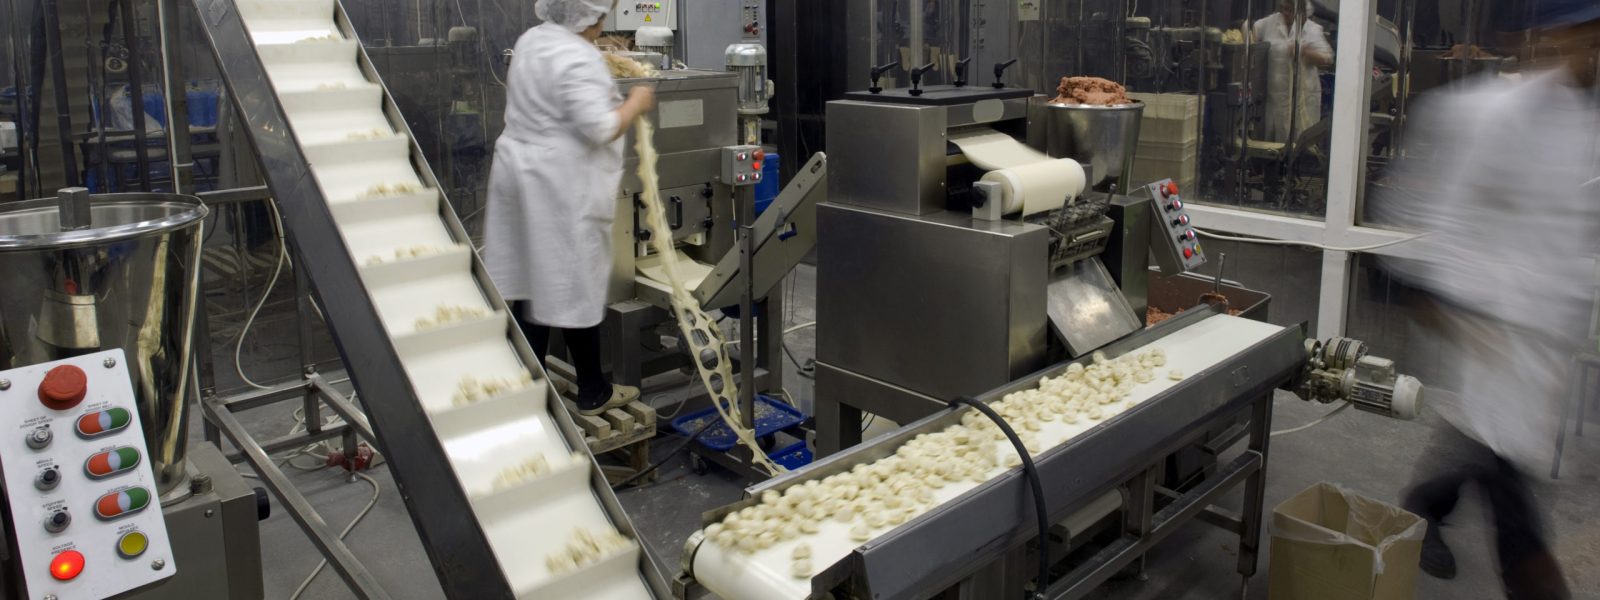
[1012,0,1342,218]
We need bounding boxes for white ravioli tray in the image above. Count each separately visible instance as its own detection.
[236,1,650,597]
[693,314,1286,600]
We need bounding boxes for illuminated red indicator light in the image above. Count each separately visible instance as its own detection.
[77,408,132,439]
[85,447,141,479]
[38,365,88,411]
[1183,247,1195,259]
[49,550,84,581]
[94,487,151,520]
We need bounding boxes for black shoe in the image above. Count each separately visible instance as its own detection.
[1420,522,1458,580]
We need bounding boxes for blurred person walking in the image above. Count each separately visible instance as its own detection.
[1371,3,1600,599]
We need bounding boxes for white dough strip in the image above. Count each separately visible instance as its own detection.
[634,118,782,475]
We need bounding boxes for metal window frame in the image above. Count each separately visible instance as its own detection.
[1182,0,1416,338]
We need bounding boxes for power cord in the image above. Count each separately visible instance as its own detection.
[612,421,714,491]
[234,199,288,390]
[290,472,381,600]
[949,396,1050,600]
[1271,401,1352,437]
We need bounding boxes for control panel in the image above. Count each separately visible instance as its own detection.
[0,349,176,600]
[1146,179,1206,273]
[720,145,766,187]
[606,0,676,31]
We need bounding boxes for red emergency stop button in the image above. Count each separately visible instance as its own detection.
[38,365,88,411]
[754,149,766,161]
[1165,182,1180,197]
[49,549,84,581]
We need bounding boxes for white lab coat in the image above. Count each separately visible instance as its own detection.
[1252,14,1332,143]
[1372,70,1600,473]
[484,23,624,329]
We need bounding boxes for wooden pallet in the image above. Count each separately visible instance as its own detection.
[572,400,658,486]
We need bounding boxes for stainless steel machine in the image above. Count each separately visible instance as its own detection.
[672,79,1421,600]
[0,189,263,600]
[813,83,1201,455]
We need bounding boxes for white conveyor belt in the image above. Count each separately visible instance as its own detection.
[694,314,1285,600]
[235,1,651,597]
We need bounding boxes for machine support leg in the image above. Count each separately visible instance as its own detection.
[293,243,322,434]
[1237,391,1274,579]
[1123,466,1159,578]
[814,397,861,456]
[738,187,756,432]
[203,396,392,599]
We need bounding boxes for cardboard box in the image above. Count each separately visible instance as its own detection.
[1269,482,1426,600]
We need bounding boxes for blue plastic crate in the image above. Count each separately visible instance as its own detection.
[770,440,813,471]
[671,394,803,452]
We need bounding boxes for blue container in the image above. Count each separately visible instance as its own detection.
[671,394,804,452]
[770,441,813,470]
[754,153,780,217]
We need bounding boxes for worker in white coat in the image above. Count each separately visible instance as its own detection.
[484,0,654,415]
[1252,0,1334,143]
[1370,3,1599,597]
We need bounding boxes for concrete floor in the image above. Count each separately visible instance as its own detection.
[203,259,1600,600]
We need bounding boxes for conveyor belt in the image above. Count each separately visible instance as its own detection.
[191,1,667,597]
[689,311,1304,599]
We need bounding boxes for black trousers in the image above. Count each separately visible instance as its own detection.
[510,302,607,402]
[1403,424,1552,580]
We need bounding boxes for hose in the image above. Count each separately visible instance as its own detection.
[949,396,1050,600]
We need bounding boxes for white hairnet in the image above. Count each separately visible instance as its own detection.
[535,0,612,33]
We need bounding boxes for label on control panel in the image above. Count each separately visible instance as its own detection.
[0,349,177,600]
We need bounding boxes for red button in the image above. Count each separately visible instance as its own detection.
[38,365,88,411]
[1183,247,1195,259]
[1165,182,1180,196]
[754,149,766,161]
[49,550,84,581]
[752,161,763,171]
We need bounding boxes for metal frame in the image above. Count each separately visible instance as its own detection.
[685,305,1308,599]
[190,0,671,597]
[201,373,389,598]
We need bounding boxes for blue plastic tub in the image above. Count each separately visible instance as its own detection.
[671,394,803,452]
[770,440,813,470]
[753,153,780,217]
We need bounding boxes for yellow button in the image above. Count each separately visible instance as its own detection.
[117,531,148,559]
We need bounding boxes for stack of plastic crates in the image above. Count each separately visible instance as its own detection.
[1128,93,1200,193]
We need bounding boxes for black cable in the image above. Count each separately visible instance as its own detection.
[782,342,815,379]
[949,396,1050,600]
[611,420,715,491]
